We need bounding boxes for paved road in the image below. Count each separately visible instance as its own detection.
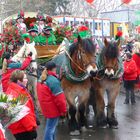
[6,93,140,140]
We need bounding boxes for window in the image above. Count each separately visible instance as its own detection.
[95,23,98,30]
[117,27,122,31]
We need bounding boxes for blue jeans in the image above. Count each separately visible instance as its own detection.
[44,117,59,140]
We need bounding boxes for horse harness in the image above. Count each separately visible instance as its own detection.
[93,53,123,80]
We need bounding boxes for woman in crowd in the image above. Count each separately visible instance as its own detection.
[37,61,67,140]
[6,70,37,140]
[1,51,32,92]
[123,52,137,104]
[132,42,140,89]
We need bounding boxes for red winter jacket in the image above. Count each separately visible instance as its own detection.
[37,71,67,118]
[0,127,6,140]
[133,53,140,75]
[123,59,138,81]
[6,82,37,135]
[1,57,32,92]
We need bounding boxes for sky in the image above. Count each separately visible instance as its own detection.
[130,0,140,4]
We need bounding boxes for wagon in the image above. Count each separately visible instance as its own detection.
[35,45,60,59]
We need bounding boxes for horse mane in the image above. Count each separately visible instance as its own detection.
[69,38,96,56]
[102,41,119,58]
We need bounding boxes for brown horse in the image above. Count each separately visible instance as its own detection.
[90,38,123,129]
[53,36,97,135]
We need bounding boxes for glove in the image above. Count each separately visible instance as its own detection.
[28,52,33,57]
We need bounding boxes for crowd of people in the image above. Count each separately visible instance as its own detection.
[1,10,140,140]
[123,41,140,104]
[0,52,67,140]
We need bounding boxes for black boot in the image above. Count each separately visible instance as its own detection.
[130,89,136,105]
[124,89,130,104]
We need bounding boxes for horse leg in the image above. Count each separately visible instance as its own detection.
[68,105,80,136]
[107,87,120,129]
[78,104,87,132]
[27,75,41,125]
[95,88,107,128]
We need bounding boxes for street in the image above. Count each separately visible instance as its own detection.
[6,93,140,140]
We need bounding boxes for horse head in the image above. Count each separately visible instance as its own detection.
[11,41,37,71]
[102,38,120,78]
[69,35,97,76]
[24,41,37,71]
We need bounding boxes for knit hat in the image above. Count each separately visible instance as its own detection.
[28,23,38,33]
[45,61,56,70]
[16,10,24,20]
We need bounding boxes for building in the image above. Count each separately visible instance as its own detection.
[100,9,136,23]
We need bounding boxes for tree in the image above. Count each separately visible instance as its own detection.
[0,0,70,20]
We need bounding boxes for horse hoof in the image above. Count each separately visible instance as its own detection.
[107,117,118,129]
[99,125,107,129]
[109,124,118,129]
[81,126,87,132]
[70,130,80,136]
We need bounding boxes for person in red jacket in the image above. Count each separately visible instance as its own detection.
[6,70,37,140]
[0,123,6,140]
[123,52,137,104]
[1,52,32,92]
[37,61,67,140]
[132,42,140,88]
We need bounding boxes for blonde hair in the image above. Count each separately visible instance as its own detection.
[133,42,140,54]
[40,68,48,83]
[2,59,8,73]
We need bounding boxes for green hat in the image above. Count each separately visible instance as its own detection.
[42,26,52,35]
[28,23,38,33]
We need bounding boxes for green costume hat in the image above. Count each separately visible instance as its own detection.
[36,12,45,21]
[42,26,52,35]
[16,10,24,20]
[28,23,38,33]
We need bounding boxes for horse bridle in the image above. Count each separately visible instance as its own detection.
[65,49,96,73]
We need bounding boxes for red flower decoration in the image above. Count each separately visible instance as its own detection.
[117,31,123,37]
[30,23,34,27]
[78,25,89,32]
[86,0,94,4]
[25,38,30,43]
[122,0,132,4]
[20,10,24,17]
[46,16,52,23]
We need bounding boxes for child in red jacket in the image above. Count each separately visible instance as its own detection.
[123,52,137,104]
[37,61,67,140]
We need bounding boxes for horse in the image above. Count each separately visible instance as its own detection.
[11,41,38,107]
[51,36,98,135]
[90,38,123,129]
